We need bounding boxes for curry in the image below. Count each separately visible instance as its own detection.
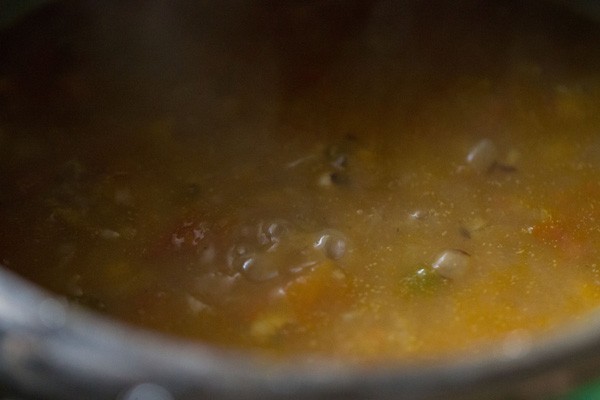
[2,0,600,364]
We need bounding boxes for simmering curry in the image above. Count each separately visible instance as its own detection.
[2,0,600,363]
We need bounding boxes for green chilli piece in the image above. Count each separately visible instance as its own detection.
[403,265,444,295]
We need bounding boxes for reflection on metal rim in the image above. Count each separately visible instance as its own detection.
[3,264,600,399]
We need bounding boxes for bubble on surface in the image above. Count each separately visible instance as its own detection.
[314,229,348,260]
[227,242,256,271]
[432,249,470,280]
[257,219,293,249]
[240,255,279,282]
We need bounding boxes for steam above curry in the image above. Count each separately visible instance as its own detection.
[2,0,600,363]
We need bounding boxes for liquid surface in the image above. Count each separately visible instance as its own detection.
[2,0,600,363]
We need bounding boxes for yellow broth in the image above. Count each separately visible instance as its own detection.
[2,0,600,363]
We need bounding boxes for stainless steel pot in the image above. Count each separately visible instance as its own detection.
[2,1,600,399]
